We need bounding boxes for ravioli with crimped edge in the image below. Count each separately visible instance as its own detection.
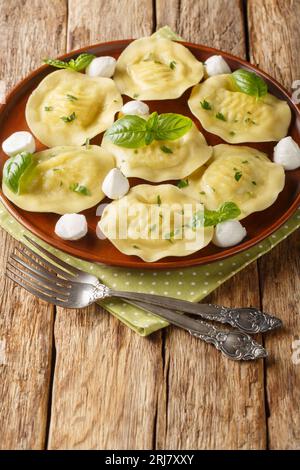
[188,74,291,143]
[180,144,285,219]
[2,145,115,214]
[114,37,204,100]
[99,184,214,262]
[25,69,122,147]
[101,123,212,182]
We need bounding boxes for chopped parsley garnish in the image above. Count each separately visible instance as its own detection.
[199,191,206,195]
[133,93,139,98]
[149,223,157,232]
[229,131,235,136]
[245,117,256,124]
[169,60,177,70]
[69,183,91,195]
[177,179,189,188]
[252,180,257,185]
[234,171,242,182]
[134,150,138,154]
[132,245,141,249]
[66,94,78,101]
[157,195,162,206]
[216,112,226,121]
[60,112,76,123]
[44,106,53,111]
[160,145,173,154]
[242,160,249,164]
[200,99,212,110]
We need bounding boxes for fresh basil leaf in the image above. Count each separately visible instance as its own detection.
[191,202,241,228]
[155,113,192,141]
[104,115,148,148]
[105,112,192,148]
[204,202,241,226]
[3,152,34,194]
[69,183,91,196]
[232,69,268,98]
[43,53,95,72]
[145,112,159,145]
[72,53,95,71]
[43,58,71,69]
[177,179,189,188]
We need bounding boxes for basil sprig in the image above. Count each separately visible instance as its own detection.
[105,112,192,148]
[191,202,241,229]
[43,53,95,72]
[3,152,34,194]
[232,69,268,98]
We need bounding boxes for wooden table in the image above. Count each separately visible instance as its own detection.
[0,0,299,450]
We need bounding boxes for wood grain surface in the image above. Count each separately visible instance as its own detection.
[248,0,300,449]
[0,0,299,450]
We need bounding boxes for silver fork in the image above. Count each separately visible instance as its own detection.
[5,236,270,361]
[22,236,281,335]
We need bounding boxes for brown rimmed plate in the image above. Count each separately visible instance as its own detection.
[0,40,299,269]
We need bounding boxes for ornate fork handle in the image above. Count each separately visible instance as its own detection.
[102,285,282,334]
[194,305,282,334]
[126,300,267,361]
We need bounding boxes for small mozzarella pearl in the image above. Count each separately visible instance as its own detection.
[55,214,88,240]
[121,100,149,117]
[96,221,107,240]
[102,168,129,200]
[2,131,36,157]
[205,55,231,76]
[273,136,300,170]
[212,220,247,248]
[85,56,116,78]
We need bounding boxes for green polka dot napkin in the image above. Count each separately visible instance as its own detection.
[0,201,299,336]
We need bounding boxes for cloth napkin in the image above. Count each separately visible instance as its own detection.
[0,201,299,335]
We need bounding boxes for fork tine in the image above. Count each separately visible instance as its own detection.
[6,264,70,300]
[19,243,76,281]
[12,251,72,288]
[5,272,69,307]
[24,235,82,277]
[9,256,71,295]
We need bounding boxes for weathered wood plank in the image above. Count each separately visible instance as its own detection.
[155,0,266,450]
[156,0,246,55]
[248,0,300,450]
[0,0,68,449]
[47,0,161,450]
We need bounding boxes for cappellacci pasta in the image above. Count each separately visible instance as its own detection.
[188,74,291,143]
[114,37,204,100]
[181,144,285,219]
[26,69,122,147]
[101,123,212,182]
[2,146,115,214]
[99,184,214,262]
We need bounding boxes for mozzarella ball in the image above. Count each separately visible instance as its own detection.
[273,136,300,170]
[212,220,247,248]
[85,56,116,78]
[55,214,88,241]
[2,131,36,157]
[102,168,130,200]
[121,100,149,117]
[205,55,231,76]
[96,221,106,240]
